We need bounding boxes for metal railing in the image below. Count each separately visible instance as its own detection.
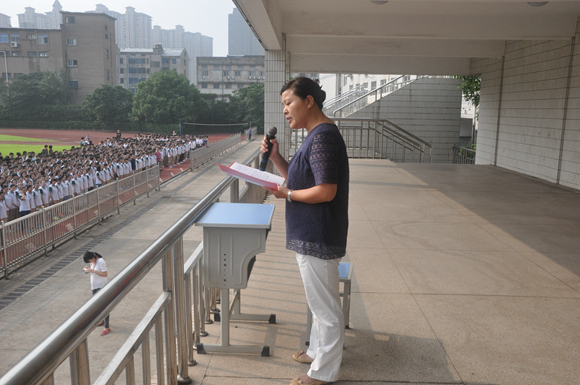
[189,133,242,170]
[0,149,268,385]
[288,117,432,163]
[0,166,161,279]
[324,75,426,118]
[452,145,476,164]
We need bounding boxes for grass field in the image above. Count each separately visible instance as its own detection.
[0,134,47,142]
[0,133,71,155]
[0,144,72,156]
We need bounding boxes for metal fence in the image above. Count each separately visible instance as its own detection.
[452,144,476,164]
[0,149,267,385]
[0,166,161,279]
[189,133,242,170]
[288,117,432,163]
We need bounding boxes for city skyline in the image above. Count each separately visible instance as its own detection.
[1,0,234,56]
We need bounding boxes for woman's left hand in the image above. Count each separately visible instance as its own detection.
[265,185,289,200]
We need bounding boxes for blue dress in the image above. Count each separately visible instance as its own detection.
[286,123,349,260]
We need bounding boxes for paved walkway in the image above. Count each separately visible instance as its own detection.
[2,155,580,385]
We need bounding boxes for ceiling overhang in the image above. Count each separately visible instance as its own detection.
[233,0,580,75]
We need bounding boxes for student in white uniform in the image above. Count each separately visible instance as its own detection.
[83,251,111,336]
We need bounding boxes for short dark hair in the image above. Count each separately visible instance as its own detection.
[83,251,103,263]
[280,77,326,110]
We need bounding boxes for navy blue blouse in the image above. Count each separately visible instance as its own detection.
[286,123,349,260]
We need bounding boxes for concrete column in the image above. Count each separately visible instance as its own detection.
[265,48,290,159]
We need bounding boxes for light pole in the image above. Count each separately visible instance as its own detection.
[1,51,7,96]
[1,51,7,82]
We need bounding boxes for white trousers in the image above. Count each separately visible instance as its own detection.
[296,253,344,382]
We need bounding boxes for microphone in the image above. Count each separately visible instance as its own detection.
[259,126,277,171]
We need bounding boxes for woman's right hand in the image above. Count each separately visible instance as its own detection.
[260,135,280,161]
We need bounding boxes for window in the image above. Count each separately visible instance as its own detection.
[11,51,21,57]
[140,78,146,82]
[26,33,37,40]
[105,25,108,30]
[235,71,241,76]
[38,34,48,44]
[138,68,146,74]
[213,83,219,89]
[28,51,37,57]
[39,52,49,57]
[69,81,78,88]
[248,71,254,77]
[151,61,160,67]
[105,48,109,59]
[172,59,177,64]
[65,16,75,24]
[1,73,10,79]
[0,34,8,43]
[201,83,207,89]
[380,79,386,86]
[129,58,146,64]
[225,83,231,89]
[201,70,208,77]
[222,70,228,76]
[371,81,376,89]
[120,78,124,84]
[184,60,186,66]
[147,68,150,74]
[120,68,124,74]
[68,59,78,67]
[162,58,169,64]
[66,38,77,46]
[10,34,20,43]
[129,67,138,74]
[129,78,138,84]
[106,69,110,80]
[13,73,23,79]
[256,71,262,77]
[119,58,124,64]
[105,34,108,40]
[344,77,348,86]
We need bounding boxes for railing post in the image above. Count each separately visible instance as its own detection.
[69,339,90,385]
[116,180,121,214]
[172,239,193,383]
[230,179,239,203]
[72,197,77,240]
[96,186,101,223]
[41,207,48,257]
[1,221,7,279]
[162,249,178,385]
[133,173,137,205]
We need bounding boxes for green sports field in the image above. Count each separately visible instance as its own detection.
[0,134,72,156]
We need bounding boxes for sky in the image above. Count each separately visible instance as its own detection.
[1,0,236,56]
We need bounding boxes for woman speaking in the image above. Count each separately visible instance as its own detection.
[262,77,349,385]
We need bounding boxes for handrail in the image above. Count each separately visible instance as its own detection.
[452,144,476,164]
[330,75,406,116]
[0,148,264,385]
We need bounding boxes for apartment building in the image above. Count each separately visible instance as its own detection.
[0,13,12,28]
[0,28,64,79]
[118,43,189,92]
[152,25,212,84]
[17,1,63,30]
[196,56,264,97]
[90,5,151,50]
[61,12,117,104]
[228,8,264,56]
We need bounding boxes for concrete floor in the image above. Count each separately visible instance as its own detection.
[1,150,580,385]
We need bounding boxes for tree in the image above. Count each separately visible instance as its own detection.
[131,70,206,124]
[231,83,264,134]
[83,84,133,122]
[457,75,481,108]
[0,69,71,110]
[197,94,236,125]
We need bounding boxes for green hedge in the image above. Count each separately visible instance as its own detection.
[0,120,245,135]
